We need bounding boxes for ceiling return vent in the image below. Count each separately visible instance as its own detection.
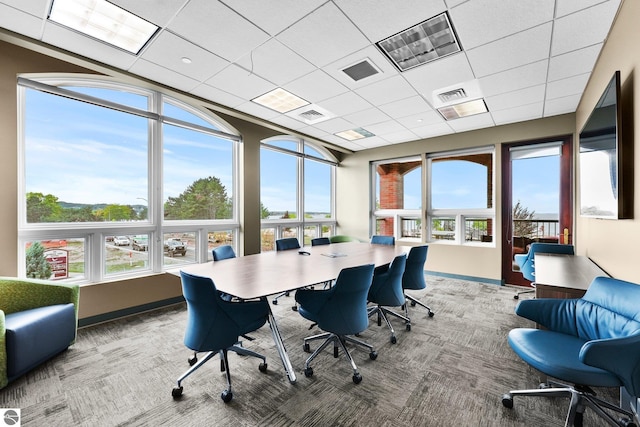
[432,80,488,120]
[437,87,468,103]
[341,58,380,82]
[286,104,335,124]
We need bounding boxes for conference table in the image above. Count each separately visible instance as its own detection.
[175,241,408,383]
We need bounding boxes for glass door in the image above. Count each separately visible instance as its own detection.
[501,137,573,286]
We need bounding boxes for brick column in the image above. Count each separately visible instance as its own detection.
[376,161,420,236]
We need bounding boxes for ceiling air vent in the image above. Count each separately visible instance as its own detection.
[437,88,468,103]
[285,104,335,124]
[341,58,380,82]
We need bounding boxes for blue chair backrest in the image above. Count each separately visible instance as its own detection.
[179,271,240,352]
[311,237,331,246]
[276,238,301,251]
[517,243,574,281]
[315,264,375,336]
[368,254,407,306]
[402,245,428,291]
[371,235,395,245]
[212,245,236,261]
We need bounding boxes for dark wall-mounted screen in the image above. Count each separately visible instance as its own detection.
[579,70,633,219]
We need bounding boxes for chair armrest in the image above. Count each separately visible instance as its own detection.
[0,277,79,319]
[515,298,579,336]
[580,333,640,396]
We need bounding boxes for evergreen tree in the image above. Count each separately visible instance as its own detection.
[25,241,52,279]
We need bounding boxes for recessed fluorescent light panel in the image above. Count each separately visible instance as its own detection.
[437,99,488,120]
[48,0,158,54]
[376,12,461,72]
[252,88,310,113]
[335,128,375,141]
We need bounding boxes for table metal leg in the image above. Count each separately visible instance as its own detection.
[266,305,297,383]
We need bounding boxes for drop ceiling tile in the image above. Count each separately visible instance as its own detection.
[334,0,447,43]
[551,1,620,56]
[478,60,548,97]
[379,128,419,144]
[548,44,602,82]
[378,95,433,120]
[276,2,370,67]
[42,22,138,70]
[544,94,581,116]
[485,84,545,112]
[450,0,554,50]
[491,102,543,126]
[319,92,373,117]
[190,84,245,109]
[1,0,47,17]
[234,39,315,86]
[233,101,281,121]
[354,75,417,106]
[168,0,269,62]
[221,0,326,36]
[343,107,391,127]
[396,110,444,129]
[546,73,590,100]
[446,112,494,132]
[403,53,474,100]
[555,0,619,18]
[298,125,332,139]
[129,58,200,92]
[411,122,454,139]
[0,4,44,39]
[325,45,398,89]
[364,120,407,136]
[139,31,228,82]
[311,117,353,134]
[353,135,392,149]
[269,114,309,131]
[110,0,188,27]
[284,69,348,104]
[205,63,274,101]
[466,22,553,77]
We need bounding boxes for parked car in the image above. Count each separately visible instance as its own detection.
[113,236,130,246]
[132,236,148,251]
[164,239,186,257]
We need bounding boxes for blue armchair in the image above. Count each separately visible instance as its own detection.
[295,264,376,384]
[172,271,270,403]
[367,254,408,344]
[502,276,640,426]
[513,243,574,299]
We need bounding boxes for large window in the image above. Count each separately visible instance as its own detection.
[18,76,239,283]
[371,157,423,241]
[260,137,336,251]
[427,147,495,244]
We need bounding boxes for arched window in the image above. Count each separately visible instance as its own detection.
[18,75,239,283]
[260,136,337,251]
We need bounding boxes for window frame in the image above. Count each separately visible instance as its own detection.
[17,75,240,283]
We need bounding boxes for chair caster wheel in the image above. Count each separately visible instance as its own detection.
[352,373,362,384]
[291,306,298,312]
[410,301,416,307]
[172,386,183,399]
[501,394,513,408]
[304,367,313,377]
[369,351,378,360]
[406,324,411,331]
[428,311,435,317]
[514,295,519,300]
[272,299,278,305]
[390,335,397,344]
[303,343,311,353]
[188,355,197,366]
[221,389,233,403]
[258,362,267,372]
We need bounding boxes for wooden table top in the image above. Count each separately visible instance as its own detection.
[534,253,609,291]
[175,242,409,300]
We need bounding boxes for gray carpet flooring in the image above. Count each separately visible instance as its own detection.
[0,276,619,426]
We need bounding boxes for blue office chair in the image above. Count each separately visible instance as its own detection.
[212,244,236,261]
[502,276,640,427]
[402,245,434,319]
[172,271,270,403]
[272,238,301,307]
[513,243,575,299]
[295,264,377,384]
[367,254,408,344]
[311,237,330,246]
[371,235,395,245]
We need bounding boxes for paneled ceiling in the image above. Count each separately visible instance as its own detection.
[0,0,622,152]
